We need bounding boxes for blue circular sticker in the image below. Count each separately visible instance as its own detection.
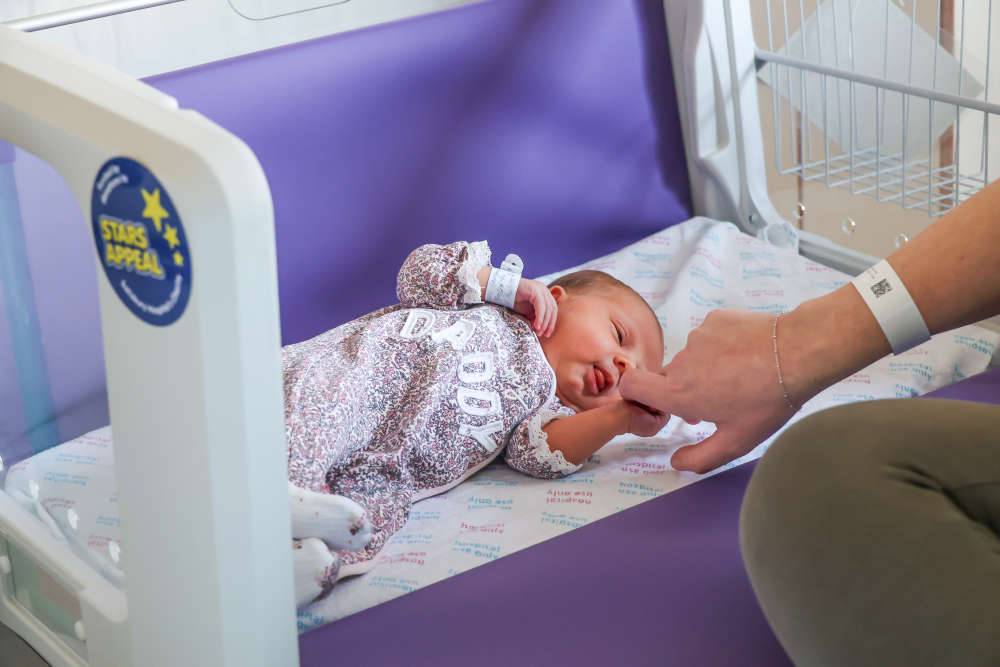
[91,157,192,326]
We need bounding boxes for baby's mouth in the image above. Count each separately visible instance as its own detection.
[589,365,614,393]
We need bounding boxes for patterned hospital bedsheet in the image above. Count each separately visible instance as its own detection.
[5,218,997,631]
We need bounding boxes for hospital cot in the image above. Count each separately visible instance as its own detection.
[1,1,999,665]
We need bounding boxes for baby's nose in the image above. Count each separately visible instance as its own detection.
[613,354,636,375]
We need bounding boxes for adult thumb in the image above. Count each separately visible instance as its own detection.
[670,429,744,475]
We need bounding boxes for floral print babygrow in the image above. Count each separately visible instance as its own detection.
[281,241,581,585]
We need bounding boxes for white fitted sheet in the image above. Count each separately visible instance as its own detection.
[5,218,997,631]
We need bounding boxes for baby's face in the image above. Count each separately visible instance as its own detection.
[538,286,663,412]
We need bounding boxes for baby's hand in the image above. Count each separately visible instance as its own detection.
[513,278,557,337]
[624,400,670,437]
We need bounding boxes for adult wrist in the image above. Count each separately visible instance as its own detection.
[851,259,930,353]
[780,285,892,405]
[774,301,833,407]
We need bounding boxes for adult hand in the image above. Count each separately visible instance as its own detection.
[619,310,801,474]
[513,278,558,337]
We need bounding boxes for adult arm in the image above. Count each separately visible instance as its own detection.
[620,180,1000,474]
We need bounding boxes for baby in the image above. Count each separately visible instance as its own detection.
[286,241,666,607]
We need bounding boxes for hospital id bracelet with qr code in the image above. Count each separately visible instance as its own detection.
[485,253,523,309]
[851,259,930,354]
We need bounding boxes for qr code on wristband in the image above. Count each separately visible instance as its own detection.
[871,278,892,298]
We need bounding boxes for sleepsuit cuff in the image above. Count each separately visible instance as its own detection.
[504,404,583,479]
[396,240,492,310]
[458,241,491,303]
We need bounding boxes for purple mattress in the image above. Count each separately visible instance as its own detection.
[922,363,1000,405]
[298,367,1000,667]
[300,459,791,667]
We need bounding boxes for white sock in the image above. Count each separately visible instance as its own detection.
[288,482,372,551]
[292,538,335,608]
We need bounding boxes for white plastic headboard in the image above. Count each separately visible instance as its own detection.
[2,0,478,79]
[0,24,297,667]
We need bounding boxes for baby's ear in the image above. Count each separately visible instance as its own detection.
[549,285,567,302]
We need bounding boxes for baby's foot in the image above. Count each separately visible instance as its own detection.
[292,538,337,609]
[288,482,372,551]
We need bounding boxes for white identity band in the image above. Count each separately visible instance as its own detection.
[485,253,523,309]
[851,259,930,354]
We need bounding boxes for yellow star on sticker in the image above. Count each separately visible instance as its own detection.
[163,223,181,249]
[141,188,169,232]
[173,251,184,267]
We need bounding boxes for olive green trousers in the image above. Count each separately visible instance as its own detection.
[741,398,1000,667]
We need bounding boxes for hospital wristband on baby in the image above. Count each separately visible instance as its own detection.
[485,253,523,309]
[851,259,930,354]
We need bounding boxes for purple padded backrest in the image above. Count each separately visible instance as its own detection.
[0,0,690,464]
[149,0,693,344]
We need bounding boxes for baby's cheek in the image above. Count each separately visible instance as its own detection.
[588,389,622,408]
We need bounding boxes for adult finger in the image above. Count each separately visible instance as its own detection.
[619,369,673,414]
[621,372,700,424]
[670,428,748,474]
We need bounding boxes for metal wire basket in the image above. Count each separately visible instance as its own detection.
[754,0,997,217]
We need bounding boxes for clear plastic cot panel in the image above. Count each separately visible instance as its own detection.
[0,141,109,468]
[752,0,1000,219]
[1,141,118,660]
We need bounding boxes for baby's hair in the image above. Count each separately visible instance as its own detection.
[548,269,630,295]
[548,270,663,348]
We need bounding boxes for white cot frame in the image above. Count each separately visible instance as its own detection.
[0,16,296,667]
[0,0,959,665]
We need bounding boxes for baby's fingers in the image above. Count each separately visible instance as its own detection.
[626,402,670,437]
[529,292,546,334]
[542,291,558,337]
[531,288,556,337]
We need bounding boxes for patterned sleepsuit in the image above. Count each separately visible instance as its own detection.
[281,241,581,585]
